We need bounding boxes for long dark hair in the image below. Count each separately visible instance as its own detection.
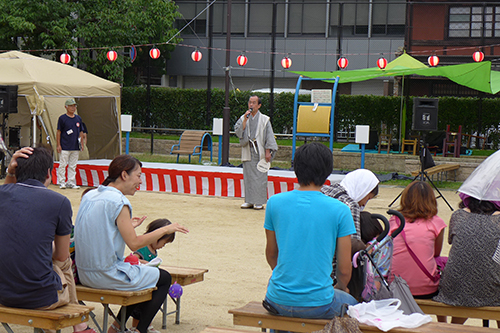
[102,155,142,186]
[459,198,498,215]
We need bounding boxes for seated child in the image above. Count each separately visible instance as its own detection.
[110,219,176,333]
[132,219,175,264]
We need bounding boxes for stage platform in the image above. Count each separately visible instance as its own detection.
[53,160,344,198]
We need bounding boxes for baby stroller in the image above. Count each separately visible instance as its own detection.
[350,210,405,302]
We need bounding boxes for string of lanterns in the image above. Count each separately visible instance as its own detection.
[59,47,489,69]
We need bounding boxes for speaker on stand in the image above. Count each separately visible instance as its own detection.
[0,85,18,179]
[390,98,453,211]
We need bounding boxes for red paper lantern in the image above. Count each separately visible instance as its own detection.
[428,55,439,67]
[337,57,349,69]
[107,50,117,62]
[191,50,202,62]
[60,53,71,64]
[237,54,248,66]
[281,56,292,69]
[377,57,387,69]
[473,51,485,62]
[149,47,161,59]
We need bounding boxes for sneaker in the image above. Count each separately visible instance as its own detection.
[66,183,80,189]
[240,202,254,209]
[147,326,161,333]
[60,183,66,189]
[253,204,264,210]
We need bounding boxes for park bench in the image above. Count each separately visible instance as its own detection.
[415,298,500,325]
[76,285,155,333]
[0,303,93,333]
[228,301,497,333]
[200,327,255,333]
[411,164,460,183]
[76,265,208,332]
[160,265,209,328]
[170,130,213,163]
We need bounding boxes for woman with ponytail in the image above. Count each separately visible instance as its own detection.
[74,155,189,333]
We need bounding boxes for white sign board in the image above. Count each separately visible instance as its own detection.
[121,115,132,132]
[213,118,223,136]
[355,125,370,144]
[311,90,332,104]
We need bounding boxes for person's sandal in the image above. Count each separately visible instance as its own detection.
[78,327,97,333]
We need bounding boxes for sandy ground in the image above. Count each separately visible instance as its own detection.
[1,181,490,332]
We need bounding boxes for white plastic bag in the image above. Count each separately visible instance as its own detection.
[347,298,432,332]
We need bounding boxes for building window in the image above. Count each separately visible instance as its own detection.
[449,6,500,38]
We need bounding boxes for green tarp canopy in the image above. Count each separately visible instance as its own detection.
[291,53,500,95]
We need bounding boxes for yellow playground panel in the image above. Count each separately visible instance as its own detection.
[297,105,332,134]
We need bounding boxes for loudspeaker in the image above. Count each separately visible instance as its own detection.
[412,98,438,131]
[0,85,18,114]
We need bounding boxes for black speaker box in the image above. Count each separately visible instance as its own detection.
[0,85,18,114]
[412,98,438,131]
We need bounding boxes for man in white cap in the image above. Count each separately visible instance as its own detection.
[57,98,84,189]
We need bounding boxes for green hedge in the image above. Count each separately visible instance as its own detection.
[122,87,500,139]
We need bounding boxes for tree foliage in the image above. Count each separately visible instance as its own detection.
[0,0,181,84]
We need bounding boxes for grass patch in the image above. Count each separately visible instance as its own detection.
[381,178,462,190]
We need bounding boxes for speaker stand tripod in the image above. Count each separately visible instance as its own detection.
[389,137,454,211]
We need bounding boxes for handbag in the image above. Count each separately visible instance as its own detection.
[312,304,362,333]
[400,227,446,283]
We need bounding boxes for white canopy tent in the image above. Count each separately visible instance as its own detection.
[0,51,121,159]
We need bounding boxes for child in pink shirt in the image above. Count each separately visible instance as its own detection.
[389,181,446,318]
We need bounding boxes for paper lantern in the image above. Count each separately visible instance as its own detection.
[473,51,485,62]
[60,53,71,64]
[149,47,161,59]
[281,56,292,69]
[107,50,117,62]
[237,54,248,66]
[191,50,202,62]
[377,57,387,69]
[337,57,349,69]
[428,55,439,67]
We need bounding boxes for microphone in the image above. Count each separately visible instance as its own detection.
[246,108,252,118]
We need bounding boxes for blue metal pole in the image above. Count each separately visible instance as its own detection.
[218,135,222,165]
[292,76,303,160]
[330,76,340,152]
[126,132,130,154]
[360,143,365,168]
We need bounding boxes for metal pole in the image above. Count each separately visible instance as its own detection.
[206,3,213,126]
[222,0,232,165]
[269,2,277,122]
[147,52,153,154]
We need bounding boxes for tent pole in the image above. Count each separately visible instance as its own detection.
[32,114,36,147]
[399,75,405,152]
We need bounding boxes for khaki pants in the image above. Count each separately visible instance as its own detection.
[37,257,77,310]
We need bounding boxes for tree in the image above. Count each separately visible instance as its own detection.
[0,0,79,52]
[0,0,181,84]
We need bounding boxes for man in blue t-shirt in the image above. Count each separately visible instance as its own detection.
[264,143,358,320]
[57,98,84,189]
[0,146,95,333]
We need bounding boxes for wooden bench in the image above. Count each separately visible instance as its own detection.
[200,327,256,333]
[411,164,460,183]
[0,303,93,333]
[76,266,208,332]
[159,265,209,328]
[170,130,213,163]
[76,285,155,333]
[229,301,497,333]
[416,298,500,323]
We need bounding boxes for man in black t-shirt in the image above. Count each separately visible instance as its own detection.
[57,98,84,189]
